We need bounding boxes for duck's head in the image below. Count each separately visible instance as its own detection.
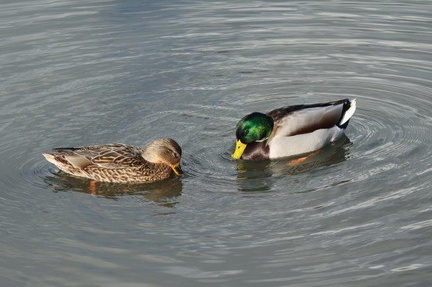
[142,138,183,176]
[232,112,273,159]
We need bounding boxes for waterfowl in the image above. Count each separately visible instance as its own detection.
[43,138,183,183]
[232,99,356,160]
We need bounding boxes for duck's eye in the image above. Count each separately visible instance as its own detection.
[241,128,249,138]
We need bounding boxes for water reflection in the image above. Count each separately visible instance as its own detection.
[44,172,182,207]
[235,136,352,192]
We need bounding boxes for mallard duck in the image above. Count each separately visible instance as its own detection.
[43,138,183,183]
[232,99,356,160]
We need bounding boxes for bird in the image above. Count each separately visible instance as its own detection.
[43,138,183,183]
[232,98,356,160]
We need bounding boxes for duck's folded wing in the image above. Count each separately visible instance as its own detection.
[91,147,144,168]
[56,144,143,169]
[268,99,354,137]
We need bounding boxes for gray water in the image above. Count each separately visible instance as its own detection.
[1,0,432,286]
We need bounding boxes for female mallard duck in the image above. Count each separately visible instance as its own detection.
[232,99,356,160]
[43,138,183,183]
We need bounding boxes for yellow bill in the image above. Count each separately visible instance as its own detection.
[231,140,247,159]
[170,162,183,176]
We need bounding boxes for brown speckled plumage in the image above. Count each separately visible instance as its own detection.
[43,139,182,183]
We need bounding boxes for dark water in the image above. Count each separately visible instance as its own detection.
[1,1,432,286]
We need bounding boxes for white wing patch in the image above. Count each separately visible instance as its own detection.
[64,155,92,169]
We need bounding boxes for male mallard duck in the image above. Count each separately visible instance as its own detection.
[232,99,356,160]
[43,138,183,183]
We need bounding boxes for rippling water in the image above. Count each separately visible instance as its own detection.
[1,0,432,286]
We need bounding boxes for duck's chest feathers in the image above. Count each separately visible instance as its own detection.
[242,141,269,160]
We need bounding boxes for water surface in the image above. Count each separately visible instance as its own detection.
[1,1,432,286]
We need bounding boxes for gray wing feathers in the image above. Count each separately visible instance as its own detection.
[273,104,345,137]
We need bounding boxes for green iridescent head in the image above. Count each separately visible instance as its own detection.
[232,112,274,159]
[236,112,274,143]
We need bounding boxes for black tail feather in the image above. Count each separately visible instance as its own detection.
[337,99,354,129]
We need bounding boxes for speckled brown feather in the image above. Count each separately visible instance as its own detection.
[43,139,182,183]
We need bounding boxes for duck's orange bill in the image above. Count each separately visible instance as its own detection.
[171,163,183,176]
